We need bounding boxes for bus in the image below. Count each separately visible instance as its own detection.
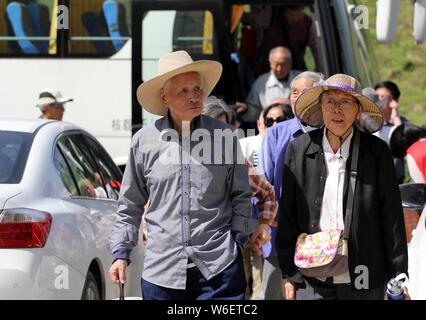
[1,0,422,167]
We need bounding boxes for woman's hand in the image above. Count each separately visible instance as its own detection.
[250,223,271,256]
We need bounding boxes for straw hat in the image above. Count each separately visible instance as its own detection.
[295,74,383,133]
[136,51,223,116]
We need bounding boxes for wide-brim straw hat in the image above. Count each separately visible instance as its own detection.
[295,74,383,133]
[136,50,223,116]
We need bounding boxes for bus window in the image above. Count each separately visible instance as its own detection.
[141,9,217,124]
[69,0,131,56]
[0,0,57,55]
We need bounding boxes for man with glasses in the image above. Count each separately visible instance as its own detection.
[36,89,74,121]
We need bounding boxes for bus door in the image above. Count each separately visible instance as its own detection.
[132,0,237,134]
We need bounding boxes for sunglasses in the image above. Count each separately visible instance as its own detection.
[265,116,286,128]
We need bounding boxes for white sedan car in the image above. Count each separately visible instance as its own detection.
[0,119,144,299]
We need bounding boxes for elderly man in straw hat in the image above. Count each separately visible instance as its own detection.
[275,73,409,300]
[108,51,269,300]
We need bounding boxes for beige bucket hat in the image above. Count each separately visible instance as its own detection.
[136,51,223,116]
[295,74,384,133]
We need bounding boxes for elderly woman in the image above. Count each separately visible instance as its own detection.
[276,74,409,300]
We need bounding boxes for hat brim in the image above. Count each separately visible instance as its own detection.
[37,97,73,107]
[57,98,73,104]
[136,60,223,116]
[295,85,384,133]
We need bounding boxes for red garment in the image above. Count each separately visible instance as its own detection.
[407,139,426,181]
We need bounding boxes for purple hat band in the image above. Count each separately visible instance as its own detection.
[325,83,361,94]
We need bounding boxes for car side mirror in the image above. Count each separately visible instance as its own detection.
[376,0,400,43]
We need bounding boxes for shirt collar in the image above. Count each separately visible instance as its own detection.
[266,71,290,88]
[162,111,203,132]
[322,127,354,160]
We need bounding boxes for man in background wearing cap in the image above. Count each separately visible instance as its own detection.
[36,89,74,121]
[108,51,270,300]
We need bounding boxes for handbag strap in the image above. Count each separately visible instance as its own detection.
[343,128,360,240]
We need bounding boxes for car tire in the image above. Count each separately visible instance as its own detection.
[81,271,101,300]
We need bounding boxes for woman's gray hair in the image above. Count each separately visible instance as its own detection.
[203,96,230,123]
[290,71,325,90]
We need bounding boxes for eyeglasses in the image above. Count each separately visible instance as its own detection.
[322,97,358,111]
[265,116,286,128]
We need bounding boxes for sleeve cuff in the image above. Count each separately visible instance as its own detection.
[112,248,132,265]
[284,270,304,284]
[232,231,250,246]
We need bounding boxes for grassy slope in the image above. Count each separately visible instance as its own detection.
[359,0,426,126]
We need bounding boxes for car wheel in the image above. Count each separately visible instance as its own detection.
[81,271,101,300]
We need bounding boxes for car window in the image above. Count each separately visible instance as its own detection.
[57,134,108,199]
[84,135,123,200]
[0,131,33,184]
[53,146,79,196]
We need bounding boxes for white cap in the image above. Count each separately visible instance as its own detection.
[36,89,74,108]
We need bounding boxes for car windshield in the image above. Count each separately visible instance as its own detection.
[0,131,33,184]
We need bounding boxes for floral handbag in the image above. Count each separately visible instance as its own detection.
[294,229,348,278]
[293,129,360,279]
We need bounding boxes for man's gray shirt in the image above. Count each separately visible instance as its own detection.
[108,114,257,289]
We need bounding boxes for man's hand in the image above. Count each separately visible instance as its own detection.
[389,99,402,126]
[403,287,411,300]
[236,101,248,114]
[250,223,271,256]
[282,279,297,300]
[109,259,128,284]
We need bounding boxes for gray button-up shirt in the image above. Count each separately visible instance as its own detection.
[108,114,257,289]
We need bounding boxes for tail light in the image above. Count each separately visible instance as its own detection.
[0,208,52,248]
